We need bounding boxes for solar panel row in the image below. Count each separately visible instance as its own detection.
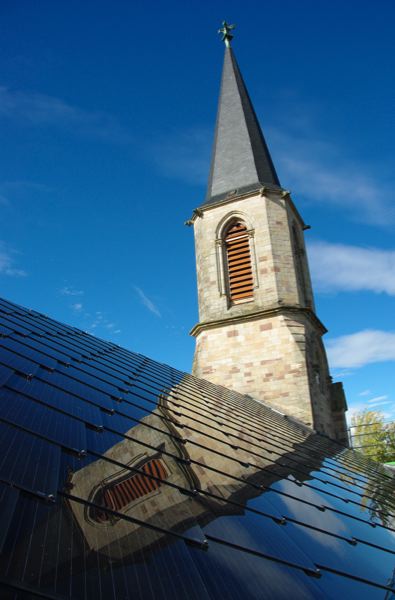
[0,296,394,599]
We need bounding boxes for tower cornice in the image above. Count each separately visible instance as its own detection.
[186,186,308,232]
[190,305,327,337]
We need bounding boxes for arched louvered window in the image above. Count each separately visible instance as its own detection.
[91,458,168,523]
[224,221,254,302]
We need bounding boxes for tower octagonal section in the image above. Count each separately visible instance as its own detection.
[191,190,337,437]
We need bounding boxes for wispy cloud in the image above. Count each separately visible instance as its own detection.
[346,403,378,425]
[327,329,395,368]
[367,400,392,408]
[0,242,26,277]
[71,302,83,312]
[0,181,51,207]
[367,395,388,403]
[84,310,121,334]
[60,286,84,297]
[364,395,392,409]
[308,241,395,296]
[0,85,130,143]
[148,127,211,185]
[331,369,353,379]
[347,392,395,423]
[269,128,395,227]
[148,120,395,224]
[66,303,122,336]
[134,286,161,317]
[347,400,395,424]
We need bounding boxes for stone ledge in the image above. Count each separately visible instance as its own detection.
[190,305,327,337]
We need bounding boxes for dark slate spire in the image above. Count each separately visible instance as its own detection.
[205,39,281,206]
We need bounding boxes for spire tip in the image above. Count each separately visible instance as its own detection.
[218,21,235,48]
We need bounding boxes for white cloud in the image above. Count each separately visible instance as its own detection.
[367,400,392,408]
[269,128,395,226]
[327,329,395,368]
[0,242,26,277]
[308,241,395,296]
[134,286,161,317]
[60,286,84,296]
[347,400,395,425]
[346,403,371,424]
[0,86,130,143]
[330,369,353,379]
[84,309,121,335]
[365,395,392,409]
[367,395,388,403]
[359,389,371,397]
[146,117,395,221]
[71,303,83,312]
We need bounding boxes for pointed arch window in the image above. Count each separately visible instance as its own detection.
[224,221,254,302]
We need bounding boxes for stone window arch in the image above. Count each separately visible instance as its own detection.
[214,214,258,304]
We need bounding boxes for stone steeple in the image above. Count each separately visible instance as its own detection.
[189,24,348,445]
[206,45,280,206]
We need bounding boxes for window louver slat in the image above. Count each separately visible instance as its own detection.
[230,278,253,288]
[227,255,251,263]
[232,291,254,301]
[225,222,254,302]
[230,280,253,291]
[229,268,252,278]
[100,459,168,519]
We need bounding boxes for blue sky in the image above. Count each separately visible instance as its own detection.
[1,1,394,427]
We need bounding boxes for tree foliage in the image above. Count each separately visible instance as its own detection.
[350,410,395,464]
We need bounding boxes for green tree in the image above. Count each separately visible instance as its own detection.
[350,410,395,463]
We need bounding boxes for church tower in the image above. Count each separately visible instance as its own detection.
[189,23,348,443]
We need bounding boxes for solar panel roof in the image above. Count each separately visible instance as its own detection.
[0,296,394,599]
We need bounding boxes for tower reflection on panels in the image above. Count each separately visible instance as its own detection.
[0,295,394,598]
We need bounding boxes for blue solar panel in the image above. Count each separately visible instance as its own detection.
[0,296,394,599]
[0,483,19,552]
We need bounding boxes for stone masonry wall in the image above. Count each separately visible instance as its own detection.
[193,312,337,438]
[193,191,302,324]
[191,189,343,441]
[194,313,305,426]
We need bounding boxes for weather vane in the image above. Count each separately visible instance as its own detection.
[218,21,235,48]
